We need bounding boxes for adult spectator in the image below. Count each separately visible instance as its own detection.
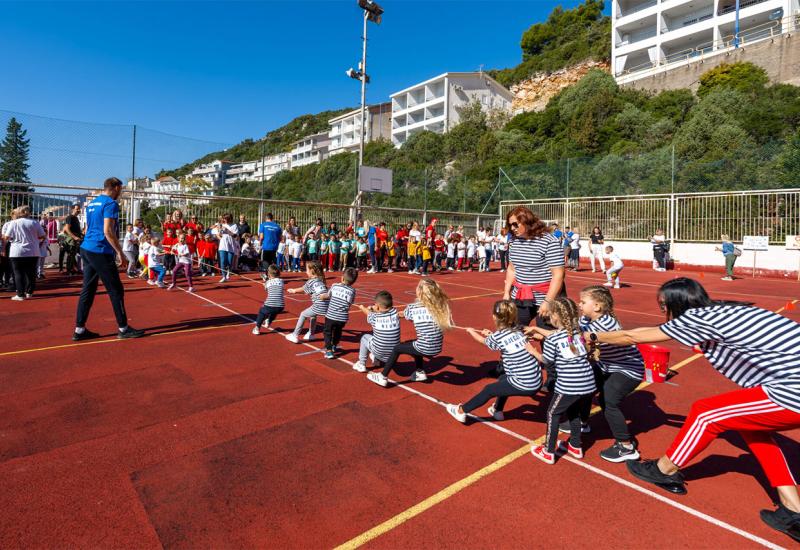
[502,206,565,327]
[1,205,45,301]
[46,212,59,245]
[365,220,378,273]
[302,217,322,242]
[715,234,739,281]
[258,212,282,270]
[73,178,143,340]
[162,209,186,234]
[61,203,83,275]
[591,278,800,543]
[589,226,606,273]
[214,213,239,282]
[0,210,16,291]
[235,214,251,245]
[185,215,200,232]
[650,229,668,272]
[496,228,509,272]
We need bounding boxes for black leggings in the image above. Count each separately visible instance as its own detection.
[324,318,346,350]
[382,341,429,377]
[462,375,540,414]
[76,249,128,329]
[255,305,282,326]
[579,369,641,442]
[11,256,38,297]
[546,392,593,452]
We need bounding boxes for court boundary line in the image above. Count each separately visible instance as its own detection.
[182,286,790,550]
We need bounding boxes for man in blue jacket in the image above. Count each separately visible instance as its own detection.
[258,212,282,272]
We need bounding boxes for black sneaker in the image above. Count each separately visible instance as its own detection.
[117,326,145,339]
[760,503,800,542]
[558,421,591,434]
[627,459,686,494]
[72,329,100,342]
[600,441,640,463]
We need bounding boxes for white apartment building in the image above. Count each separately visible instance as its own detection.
[290,132,331,167]
[328,102,392,155]
[390,72,513,147]
[189,159,232,190]
[613,0,798,84]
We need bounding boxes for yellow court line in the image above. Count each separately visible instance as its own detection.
[336,298,799,548]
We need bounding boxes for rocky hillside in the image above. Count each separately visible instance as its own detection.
[510,60,611,113]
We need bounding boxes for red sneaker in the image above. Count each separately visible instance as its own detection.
[531,444,555,465]
[558,440,584,459]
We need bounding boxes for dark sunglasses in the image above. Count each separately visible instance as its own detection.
[509,221,519,229]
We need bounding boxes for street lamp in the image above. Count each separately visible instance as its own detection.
[347,0,383,215]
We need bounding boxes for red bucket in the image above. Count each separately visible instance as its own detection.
[638,344,671,383]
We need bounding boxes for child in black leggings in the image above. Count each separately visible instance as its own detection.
[446,300,542,423]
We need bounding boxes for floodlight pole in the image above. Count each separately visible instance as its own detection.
[356,10,368,217]
[734,0,741,47]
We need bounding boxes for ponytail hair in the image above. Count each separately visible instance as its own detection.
[550,297,584,354]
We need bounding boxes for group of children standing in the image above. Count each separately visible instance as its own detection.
[250,259,646,465]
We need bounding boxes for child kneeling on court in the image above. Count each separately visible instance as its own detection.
[319,267,358,359]
[445,300,542,423]
[352,290,401,372]
[285,261,328,343]
[367,279,451,387]
[604,245,623,289]
[527,297,597,464]
[579,285,644,462]
[252,264,285,335]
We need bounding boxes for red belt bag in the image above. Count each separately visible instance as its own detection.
[513,281,551,301]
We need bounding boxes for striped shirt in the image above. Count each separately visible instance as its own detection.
[264,278,285,309]
[485,329,542,391]
[542,330,596,395]
[508,234,564,304]
[581,314,644,381]
[326,283,356,322]
[660,305,800,413]
[404,302,444,356]
[367,308,401,362]
[303,278,329,315]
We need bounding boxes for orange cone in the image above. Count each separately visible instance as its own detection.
[786,301,795,311]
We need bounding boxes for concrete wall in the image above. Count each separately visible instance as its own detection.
[582,240,800,279]
[621,33,800,93]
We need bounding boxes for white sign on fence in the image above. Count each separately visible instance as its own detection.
[786,235,800,250]
[742,235,769,251]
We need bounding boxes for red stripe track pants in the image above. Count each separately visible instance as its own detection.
[666,386,800,487]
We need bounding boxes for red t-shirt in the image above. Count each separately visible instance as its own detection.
[396,228,408,246]
[163,221,185,234]
[376,228,388,248]
[434,238,445,252]
[185,234,197,254]
[425,225,436,241]
[197,240,218,259]
[162,236,177,253]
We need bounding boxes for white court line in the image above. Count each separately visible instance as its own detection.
[176,287,785,549]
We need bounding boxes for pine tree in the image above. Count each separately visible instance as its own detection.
[0,117,31,191]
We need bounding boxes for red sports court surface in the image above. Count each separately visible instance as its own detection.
[1,264,799,549]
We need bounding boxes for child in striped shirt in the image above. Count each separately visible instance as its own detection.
[446,300,542,423]
[353,290,401,373]
[319,267,358,359]
[367,279,451,387]
[579,285,644,462]
[252,264,285,335]
[285,261,328,343]
[527,297,596,464]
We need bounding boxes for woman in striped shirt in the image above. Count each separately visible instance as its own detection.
[252,264,284,334]
[591,278,800,542]
[446,300,542,423]
[285,261,328,344]
[579,285,644,462]
[367,279,451,387]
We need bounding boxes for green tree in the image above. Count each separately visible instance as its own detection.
[697,62,769,98]
[0,117,31,191]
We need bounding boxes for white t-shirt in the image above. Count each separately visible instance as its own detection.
[608,252,623,269]
[290,241,302,257]
[2,218,46,258]
[148,245,165,267]
[216,223,239,252]
[476,230,487,244]
[173,243,192,265]
[477,245,487,259]
[123,231,137,252]
[457,242,466,258]
[570,233,580,250]
[446,242,455,258]
[467,242,476,257]
[409,229,421,242]
[277,241,286,254]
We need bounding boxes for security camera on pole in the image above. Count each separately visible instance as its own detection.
[346,0,390,222]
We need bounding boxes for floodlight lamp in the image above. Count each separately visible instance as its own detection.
[358,0,383,23]
[346,68,360,80]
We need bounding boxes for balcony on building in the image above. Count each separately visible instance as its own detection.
[617,0,658,19]
[615,14,658,48]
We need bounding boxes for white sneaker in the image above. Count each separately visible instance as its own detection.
[487,404,505,421]
[251,327,260,335]
[448,267,454,271]
[219,277,226,283]
[285,333,300,344]
[147,280,155,286]
[446,404,467,423]
[25,293,32,298]
[352,361,367,373]
[367,372,388,387]
[367,268,375,274]
[157,282,166,288]
[303,330,313,341]
[11,295,24,301]
[188,287,195,293]
[614,284,620,289]
[262,320,270,328]
[603,282,613,287]
[409,369,427,382]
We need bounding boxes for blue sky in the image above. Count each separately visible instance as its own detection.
[0,0,591,182]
